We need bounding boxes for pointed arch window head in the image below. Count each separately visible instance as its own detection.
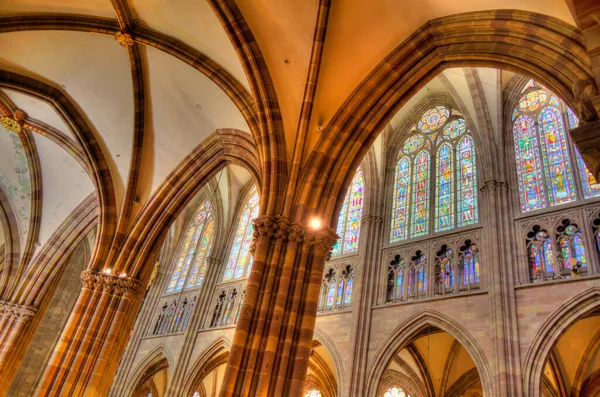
[305,390,322,397]
[166,201,215,293]
[391,106,478,243]
[223,186,260,281]
[383,387,412,397]
[513,81,600,213]
[332,166,364,256]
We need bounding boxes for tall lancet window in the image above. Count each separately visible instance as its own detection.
[166,201,215,293]
[390,106,478,243]
[512,80,600,213]
[223,186,260,281]
[332,166,364,256]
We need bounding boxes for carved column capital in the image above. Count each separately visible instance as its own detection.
[0,300,36,322]
[479,180,509,196]
[80,270,143,299]
[306,227,338,258]
[361,214,383,226]
[250,215,306,253]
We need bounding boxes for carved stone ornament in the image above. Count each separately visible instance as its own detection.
[570,121,600,182]
[573,79,599,124]
[114,31,134,47]
[479,180,509,195]
[1,116,23,133]
[0,301,36,321]
[308,227,339,258]
[250,215,306,254]
[81,270,143,299]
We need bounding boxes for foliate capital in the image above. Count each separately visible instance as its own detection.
[480,180,509,195]
[0,300,36,322]
[307,227,338,258]
[250,216,306,253]
[80,270,143,299]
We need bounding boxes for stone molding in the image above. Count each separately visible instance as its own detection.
[0,300,36,321]
[81,270,143,299]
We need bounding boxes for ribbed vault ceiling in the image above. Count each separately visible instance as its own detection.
[0,0,581,268]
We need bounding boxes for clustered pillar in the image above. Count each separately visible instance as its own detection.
[35,270,143,397]
[220,215,337,397]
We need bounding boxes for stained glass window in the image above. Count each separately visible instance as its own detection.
[167,202,215,293]
[391,106,478,242]
[439,248,454,290]
[513,80,600,212]
[223,187,260,281]
[391,157,411,241]
[383,387,411,397]
[344,277,353,305]
[411,151,430,237]
[336,279,344,306]
[528,230,555,276]
[435,144,454,231]
[513,115,545,211]
[418,106,449,132]
[465,246,480,285]
[457,136,477,227]
[305,390,322,397]
[557,224,588,271]
[326,282,335,309]
[332,166,364,256]
[538,107,575,205]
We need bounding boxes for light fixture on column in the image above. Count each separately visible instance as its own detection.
[104,268,112,275]
[309,217,322,230]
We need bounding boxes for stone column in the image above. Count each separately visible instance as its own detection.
[479,180,523,397]
[219,215,336,397]
[35,270,143,397]
[347,214,383,397]
[108,266,166,397]
[0,300,36,388]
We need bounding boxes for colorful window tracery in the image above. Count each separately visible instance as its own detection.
[391,106,478,242]
[167,202,215,293]
[383,387,411,397]
[513,80,600,212]
[305,390,322,397]
[332,166,364,256]
[223,187,260,281]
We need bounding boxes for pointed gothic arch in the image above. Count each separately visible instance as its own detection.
[181,338,231,397]
[126,346,172,397]
[365,309,493,397]
[523,287,600,396]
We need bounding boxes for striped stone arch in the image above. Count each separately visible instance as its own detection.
[365,309,494,397]
[294,10,595,228]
